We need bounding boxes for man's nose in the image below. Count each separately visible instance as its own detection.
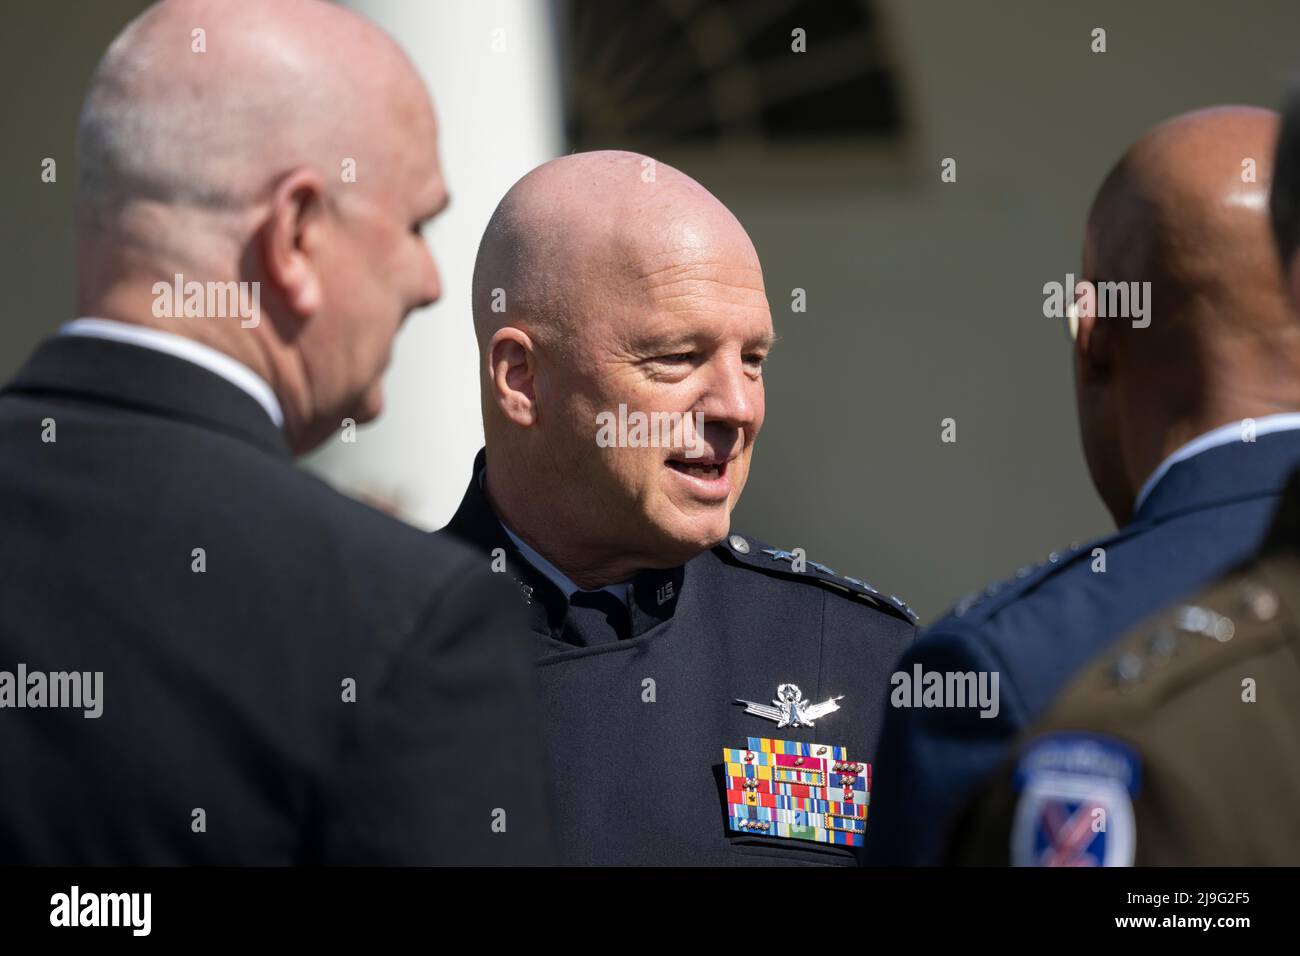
[698,356,760,430]
[414,245,442,310]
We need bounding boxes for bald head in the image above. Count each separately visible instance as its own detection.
[1084,106,1287,339]
[472,151,772,586]
[1075,106,1299,525]
[76,0,449,454]
[78,0,428,233]
[472,150,762,355]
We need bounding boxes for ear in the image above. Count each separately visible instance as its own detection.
[260,168,328,318]
[487,327,539,427]
[1073,279,1112,384]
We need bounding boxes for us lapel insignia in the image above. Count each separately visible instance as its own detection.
[735,683,843,727]
[723,737,870,846]
[512,577,534,605]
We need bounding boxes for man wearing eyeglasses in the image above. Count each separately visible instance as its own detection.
[866,105,1300,866]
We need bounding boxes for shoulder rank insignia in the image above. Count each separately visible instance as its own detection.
[735,683,842,727]
[722,534,917,624]
[952,542,1087,619]
[1011,732,1141,867]
[723,737,869,847]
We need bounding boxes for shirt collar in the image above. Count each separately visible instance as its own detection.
[477,467,631,603]
[60,317,284,429]
[1133,413,1300,514]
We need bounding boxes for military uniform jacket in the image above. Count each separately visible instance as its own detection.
[948,470,1300,865]
[866,429,1300,866]
[441,450,916,866]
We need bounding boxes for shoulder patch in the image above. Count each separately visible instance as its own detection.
[720,532,917,625]
[1011,732,1140,867]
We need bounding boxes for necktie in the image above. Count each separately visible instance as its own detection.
[565,589,631,646]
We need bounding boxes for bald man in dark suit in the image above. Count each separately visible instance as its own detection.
[0,0,551,865]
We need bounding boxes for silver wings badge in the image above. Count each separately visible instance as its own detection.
[735,683,844,728]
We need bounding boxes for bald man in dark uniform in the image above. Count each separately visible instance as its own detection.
[867,106,1300,866]
[438,151,916,866]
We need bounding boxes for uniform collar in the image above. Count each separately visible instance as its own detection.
[1133,425,1300,524]
[3,333,290,460]
[475,466,631,604]
[445,449,683,642]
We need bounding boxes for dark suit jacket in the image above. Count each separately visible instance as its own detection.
[440,450,915,865]
[0,335,552,864]
[866,429,1300,865]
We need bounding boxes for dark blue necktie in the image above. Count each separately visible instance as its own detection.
[565,589,630,645]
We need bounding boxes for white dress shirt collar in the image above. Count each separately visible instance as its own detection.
[1133,412,1300,514]
[59,317,284,429]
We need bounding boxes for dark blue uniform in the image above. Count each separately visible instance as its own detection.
[866,429,1300,865]
[440,450,916,865]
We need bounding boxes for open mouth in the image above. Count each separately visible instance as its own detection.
[666,457,729,481]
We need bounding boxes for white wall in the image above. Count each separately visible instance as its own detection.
[305,0,565,527]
